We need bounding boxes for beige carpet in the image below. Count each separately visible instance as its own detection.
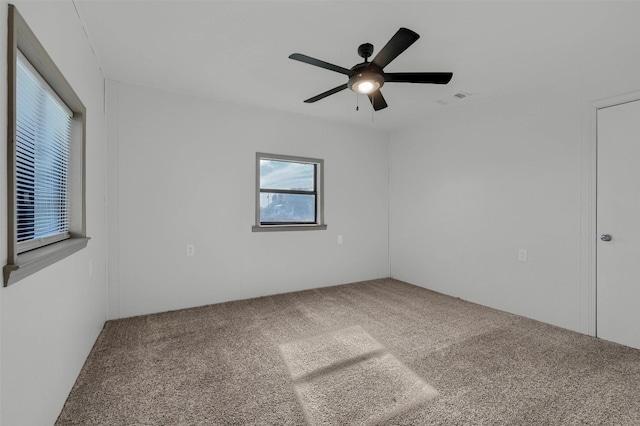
[56,278,640,425]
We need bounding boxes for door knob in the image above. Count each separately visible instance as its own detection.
[600,234,612,241]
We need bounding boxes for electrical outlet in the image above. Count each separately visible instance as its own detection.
[338,235,343,245]
[186,245,195,256]
[518,249,528,262]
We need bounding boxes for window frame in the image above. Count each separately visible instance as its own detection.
[252,153,327,232]
[4,5,89,286]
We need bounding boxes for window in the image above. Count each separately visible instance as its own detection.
[4,5,88,286]
[253,153,327,232]
[16,52,72,252]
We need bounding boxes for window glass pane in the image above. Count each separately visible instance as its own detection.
[260,193,316,223]
[260,159,314,191]
[16,53,71,245]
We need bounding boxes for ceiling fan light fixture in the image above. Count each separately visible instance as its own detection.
[353,80,379,94]
[348,71,384,95]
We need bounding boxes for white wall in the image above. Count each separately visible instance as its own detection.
[0,2,107,425]
[389,2,640,334]
[390,86,584,331]
[107,81,389,319]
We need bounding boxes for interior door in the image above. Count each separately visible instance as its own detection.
[597,99,640,350]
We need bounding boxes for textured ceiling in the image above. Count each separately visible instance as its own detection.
[75,1,635,131]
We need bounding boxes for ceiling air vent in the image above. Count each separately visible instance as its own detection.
[454,91,473,99]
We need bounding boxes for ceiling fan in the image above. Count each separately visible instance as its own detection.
[289,28,453,111]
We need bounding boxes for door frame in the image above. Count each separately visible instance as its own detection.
[583,90,640,337]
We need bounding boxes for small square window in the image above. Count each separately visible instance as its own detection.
[253,153,327,232]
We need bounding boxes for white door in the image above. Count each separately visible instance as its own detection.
[597,99,640,350]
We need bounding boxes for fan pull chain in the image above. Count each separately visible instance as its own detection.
[356,91,359,111]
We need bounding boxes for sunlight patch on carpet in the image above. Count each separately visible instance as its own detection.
[280,325,438,425]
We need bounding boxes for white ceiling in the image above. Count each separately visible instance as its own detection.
[74,1,634,131]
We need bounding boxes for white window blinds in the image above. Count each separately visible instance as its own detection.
[16,52,72,252]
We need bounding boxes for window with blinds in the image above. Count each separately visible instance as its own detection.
[15,52,72,253]
[5,4,88,286]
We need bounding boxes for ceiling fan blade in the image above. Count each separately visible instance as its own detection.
[385,72,453,84]
[304,84,349,103]
[367,90,388,111]
[371,28,420,69]
[289,53,351,75]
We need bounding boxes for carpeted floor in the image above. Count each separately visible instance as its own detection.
[56,278,640,425]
